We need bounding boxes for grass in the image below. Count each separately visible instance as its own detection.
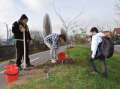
[7,46,120,89]
[0,60,10,72]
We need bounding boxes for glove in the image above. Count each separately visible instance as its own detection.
[91,54,95,59]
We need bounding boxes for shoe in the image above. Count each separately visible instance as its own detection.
[18,65,23,71]
[51,60,56,64]
[27,64,34,67]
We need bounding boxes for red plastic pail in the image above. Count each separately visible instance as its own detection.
[4,64,19,83]
[58,52,66,61]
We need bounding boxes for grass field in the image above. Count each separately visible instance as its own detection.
[8,46,120,89]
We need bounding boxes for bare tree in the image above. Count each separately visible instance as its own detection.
[53,1,83,47]
[105,24,113,31]
[43,13,52,37]
[54,7,82,33]
[31,31,44,42]
[116,0,120,14]
[114,0,120,26]
[114,19,120,27]
[30,31,44,49]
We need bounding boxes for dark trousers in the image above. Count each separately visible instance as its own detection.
[16,40,31,67]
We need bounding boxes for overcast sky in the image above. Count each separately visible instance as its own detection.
[0,0,118,39]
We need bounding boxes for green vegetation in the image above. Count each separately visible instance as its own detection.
[8,46,120,89]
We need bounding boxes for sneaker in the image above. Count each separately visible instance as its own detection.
[51,60,56,64]
[18,65,23,71]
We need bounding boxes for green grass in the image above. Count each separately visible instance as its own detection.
[8,46,120,89]
[0,61,8,72]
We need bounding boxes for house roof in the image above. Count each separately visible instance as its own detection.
[114,28,120,34]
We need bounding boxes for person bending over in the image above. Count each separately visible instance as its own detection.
[44,33,66,63]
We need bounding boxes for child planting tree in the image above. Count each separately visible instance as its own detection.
[44,33,66,63]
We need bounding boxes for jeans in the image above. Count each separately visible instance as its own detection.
[44,42,58,60]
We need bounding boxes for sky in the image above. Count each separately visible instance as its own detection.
[0,0,118,39]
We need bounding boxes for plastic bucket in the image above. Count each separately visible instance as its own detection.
[4,64,19,83]
[58,52,66,61]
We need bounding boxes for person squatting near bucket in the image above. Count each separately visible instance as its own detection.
[12,14,34,70]
[44,33,66,63]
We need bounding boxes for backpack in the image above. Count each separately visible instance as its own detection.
[96,37,114,59]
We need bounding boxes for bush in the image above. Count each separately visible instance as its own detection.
[74,37,88,44]
[113,35,120,45]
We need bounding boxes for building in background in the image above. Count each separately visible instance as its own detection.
[113,28,120,36]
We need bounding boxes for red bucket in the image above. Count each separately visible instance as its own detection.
[58,52,66,61]
[4,64,19,83]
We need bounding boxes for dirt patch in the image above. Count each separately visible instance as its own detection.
[56,58,75,64]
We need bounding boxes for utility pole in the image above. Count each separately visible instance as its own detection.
[5,23,9,44]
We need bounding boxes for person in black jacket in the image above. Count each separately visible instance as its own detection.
[12,14,34,69]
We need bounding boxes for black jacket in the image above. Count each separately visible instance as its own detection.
[12,21,32,40]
